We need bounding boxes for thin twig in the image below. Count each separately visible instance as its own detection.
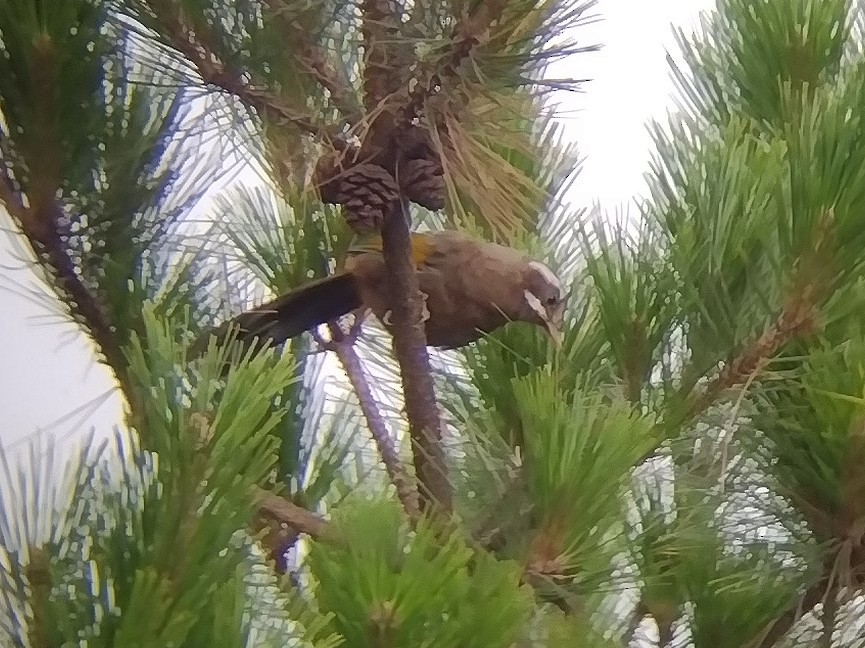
[313,321,422,521]
[687,289,817,420]
[639,288,821,469]
[400,0,509,127]
[263,0,363,125]
[684,212,835,426]
[148,0,349,150]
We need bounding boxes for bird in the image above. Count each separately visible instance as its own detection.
[201,229,568,353]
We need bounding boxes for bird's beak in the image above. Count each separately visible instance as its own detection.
[524,290,565,348]
[541,311,564,348]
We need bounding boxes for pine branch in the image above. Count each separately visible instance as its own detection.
[378,200,453,514]
[264,0,363,126]
[640,282,823,470]
[361,0,404,115]
[146,0,350,151]
[255,487,332,542]
[0,93,129,398]
[313,321,422,522]
[686,286,819,420]
[359,0,453,514]
[400,0,508,126]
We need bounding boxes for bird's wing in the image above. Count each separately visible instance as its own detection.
[423,233,528,303]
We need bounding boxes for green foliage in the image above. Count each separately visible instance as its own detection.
[0,0,113,184]
[686,543,806,647]
[581,215,680,403]
[516,370,657,579]
[646,117,791,377]
[0,303,326,646]
[541,611,622,648]
[117,305,299,645]
[624,478,810,647]
[210,184,352,295]
[307,498,534,648]
[0,4,223,348]
[618,0,865,641]
[123,0,358,109]
[750,330,865,536]
[671,0,848,129]
[204,183,367,507]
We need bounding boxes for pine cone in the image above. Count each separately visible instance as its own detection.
[336,163,400,234]
[400,157,445,211]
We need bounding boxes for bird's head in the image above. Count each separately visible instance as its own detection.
[521,260,567,346]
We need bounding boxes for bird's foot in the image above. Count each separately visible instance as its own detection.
[419,291,430,322]
[382,292,430,326]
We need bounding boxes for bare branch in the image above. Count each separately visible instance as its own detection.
[314,320,422,522]
[357,0,453,515]
[254,487,332,542]
[378,201,453,514]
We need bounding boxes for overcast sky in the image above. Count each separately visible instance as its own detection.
[0,0,713,455]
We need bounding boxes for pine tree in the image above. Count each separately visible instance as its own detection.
[4,0,865,646]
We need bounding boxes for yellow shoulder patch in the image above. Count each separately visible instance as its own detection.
[347,232,435,267]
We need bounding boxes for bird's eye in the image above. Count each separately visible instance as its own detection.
[545,296,558,306]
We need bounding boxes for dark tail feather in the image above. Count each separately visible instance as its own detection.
[193,272,362,357]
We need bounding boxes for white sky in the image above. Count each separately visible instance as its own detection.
[0,0,713,454]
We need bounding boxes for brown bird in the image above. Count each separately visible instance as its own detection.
[203,230,567,352]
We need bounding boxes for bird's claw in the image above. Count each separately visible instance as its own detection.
[382,292,430,326]
[419,291,430,322]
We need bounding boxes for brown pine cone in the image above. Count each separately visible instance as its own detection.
[336,163,400,234]
[400,157,445,211]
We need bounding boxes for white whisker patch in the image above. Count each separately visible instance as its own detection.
[523,290,546,318]
[528,261,562,292]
